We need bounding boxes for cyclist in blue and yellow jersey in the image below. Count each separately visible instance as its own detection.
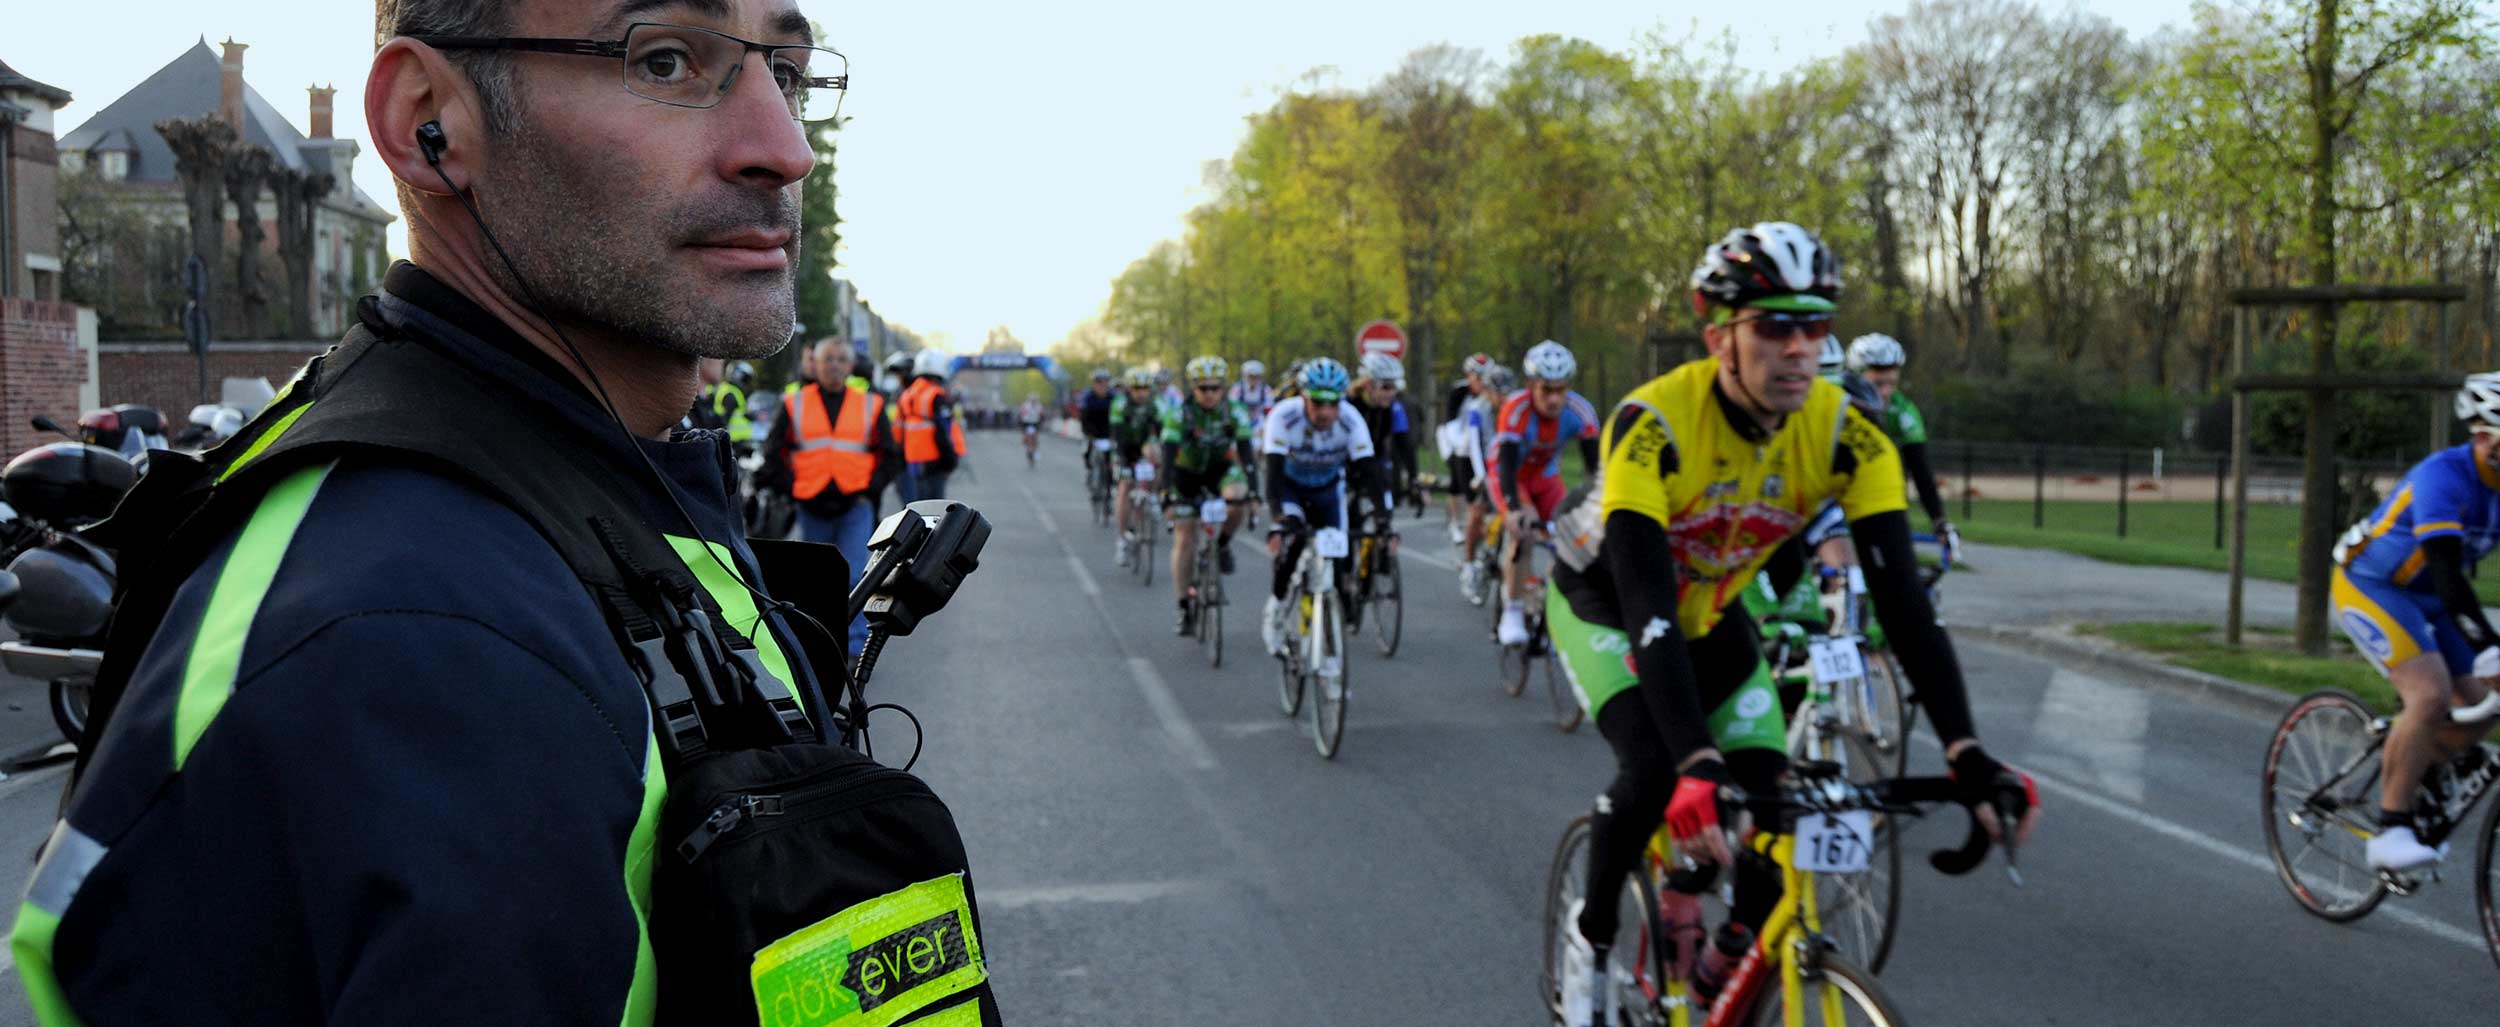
[2332,372,2500,871]
[1546,222,2038,1026]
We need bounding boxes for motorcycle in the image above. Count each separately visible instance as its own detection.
[0,415,136,744]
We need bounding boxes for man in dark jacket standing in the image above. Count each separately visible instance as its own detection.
[11,2,857,1024]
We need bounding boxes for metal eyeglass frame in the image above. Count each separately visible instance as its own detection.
[413,22,849,121]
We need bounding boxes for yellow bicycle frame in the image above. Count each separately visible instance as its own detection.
[1645,826,1852,1027]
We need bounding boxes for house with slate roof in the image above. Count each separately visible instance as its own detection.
[56,38,393,337]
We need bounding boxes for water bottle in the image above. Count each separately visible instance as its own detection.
[1657,873,1709,984]
[1692,922,1755,1003]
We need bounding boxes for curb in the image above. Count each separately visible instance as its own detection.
[1957,622,2295,721]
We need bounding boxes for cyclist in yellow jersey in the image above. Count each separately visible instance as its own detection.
[1545,222,2040,1026]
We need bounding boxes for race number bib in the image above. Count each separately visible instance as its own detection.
[1793,810,1877,874]
[1200,499,1228,523]
[1134,462,1156,483]
[1314,527,1350,559]
[1807,638,1867,683]
[1093,438,1114,452]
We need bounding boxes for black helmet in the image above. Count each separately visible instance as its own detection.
[1689,221,1842,319]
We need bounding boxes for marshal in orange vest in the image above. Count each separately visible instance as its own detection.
[899,380,969,463]
[783,383,882,500]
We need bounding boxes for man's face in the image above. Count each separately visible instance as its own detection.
[1707,310,1830,415]
[1530,381,1568,418]
[1368,379,1400,406]
[1244,373,1263,391]
[1192,381,1225,410]
[1306,396,1341,430]
[1465,371,1484,394]
[466,0,815,361]
[2475,428,2500,470]
[1860,365,1901,404]
[815,344,852,383]
[1092,379,1111,396]
[1127,385,1153,404]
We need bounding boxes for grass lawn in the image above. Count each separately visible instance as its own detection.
[2077,621,2396,711]
[1959,498,2500,606]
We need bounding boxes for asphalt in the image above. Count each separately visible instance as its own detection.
[0,433,2488,1024]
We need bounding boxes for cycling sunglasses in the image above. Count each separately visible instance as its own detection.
[1730,311,1835,343]
[1194,384,1225,393]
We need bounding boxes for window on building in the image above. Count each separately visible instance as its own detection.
[99,151,127,181]
[30,269,59,303]
[59,150,84,175]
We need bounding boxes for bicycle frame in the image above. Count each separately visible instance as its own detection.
[1635,829,1850,1027]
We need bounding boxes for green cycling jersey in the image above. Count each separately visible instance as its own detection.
[1160,399,1252,473]
[1110,394,1160,447]
[1877,392,1927,447]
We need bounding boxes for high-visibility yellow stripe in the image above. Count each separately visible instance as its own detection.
[175,462,334,769]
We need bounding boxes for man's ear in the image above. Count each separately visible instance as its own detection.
[367,38,488,197]
[1702,322,1729,357]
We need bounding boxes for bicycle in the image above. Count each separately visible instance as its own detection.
[1496,527,1580,733]
[1274,521,1352,759]
[1022,421,1039,466]
[2261,689,2500,972]
[1759,543,1950,780]
[1463,506,1504,607]
[1542,764,2014,1026]
[1124,462,1161,586]
[1086,439,1115,525]
[1182,496,1229,668]
[1350,514,1404,658]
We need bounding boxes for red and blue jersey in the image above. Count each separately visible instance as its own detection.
[1493,389,1598,481]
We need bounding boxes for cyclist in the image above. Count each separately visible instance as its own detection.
[1458,364,1514,600]
[1112,368,1163,566]
[1229,359,1279,495]
[1164,356,1259,633]
[1019,395,1046,464]
[1156,367,1184,415]
[1078,368,1117,492]
[1260,358,1390,657]
[1351,353,1420,514]
[1493,341,1600,647]
[1439,353,1495,542]
[2333,372,2500,871]
[1847,333,1960,565]
[1548,223,2038,1026]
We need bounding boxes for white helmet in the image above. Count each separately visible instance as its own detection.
[1241,359,1266,379]
[1359,353,1405,386]
[1522,340,1576,382]
[1818,336,1846,377]
[2458,372,2500,428]
[1847,333,1906,371]
[913,350,953,381]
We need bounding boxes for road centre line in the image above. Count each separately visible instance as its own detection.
[1017,480,1217,772]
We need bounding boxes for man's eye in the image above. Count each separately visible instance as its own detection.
[637,46,695,82]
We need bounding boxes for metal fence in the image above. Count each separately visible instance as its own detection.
[1931,438,2413,546]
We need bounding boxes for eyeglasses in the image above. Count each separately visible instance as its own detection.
[1729,312,1835,343]
[1194,384,1225,393]
[1532,382,1571,398]
[415,22,849,121]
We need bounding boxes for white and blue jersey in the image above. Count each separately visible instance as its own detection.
[1261,395,1376,528]
[2336,445,2500,590]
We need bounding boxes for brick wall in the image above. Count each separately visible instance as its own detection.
[0,299,91,456]
[97,341,324,422]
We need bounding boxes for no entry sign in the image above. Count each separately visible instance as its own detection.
[1355,320,1407,361]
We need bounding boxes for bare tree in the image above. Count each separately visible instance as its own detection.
[268,164,335,337]
[156,116,233,340]
[222,145,274,338]
[1370,45,1486,387]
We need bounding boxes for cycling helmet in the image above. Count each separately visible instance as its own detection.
[1818,336,1846,379]
[1522,340,1576,382]
[2458,372,2500,428]
[1462,352,1495,377]
[1847,333,1905,371]
[1091,368,1114,383]
[913,350,953,381]
[1299,357,1352,401]
[1153,367,1174,386]
[1689,221,1842,319]
[885,352,916,378]
[1241,358,1266,378]
[725,361,757,391]
[1123,367,1156,389]
[1186,355,1228,384]
[1359,352,1405,386]
[1483,365,1519,396]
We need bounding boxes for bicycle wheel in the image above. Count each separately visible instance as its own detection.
[2262,689,2389,921]
[1542,818,1667,1026]
[1134,506,1158,586]
[1200,549,1225,669]
[2478,789,2500,978]
[1277,590,1307,717]
[1500,634,1532,699]
[1811,732,1902,974]
[1370,552,1403,657]
[1311,591,1348,759]
[1744,951,1905,1027]
[1542,635,1583,734]
[1852,646,1912,778]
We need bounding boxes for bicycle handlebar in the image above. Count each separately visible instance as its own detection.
[1711,765,2014,881]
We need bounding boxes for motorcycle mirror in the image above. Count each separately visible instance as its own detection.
[29,415,69,439]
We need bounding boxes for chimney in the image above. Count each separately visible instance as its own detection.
[308,84,335,140]
[218,37,249,129]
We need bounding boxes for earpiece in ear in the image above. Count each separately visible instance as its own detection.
[416,121,448,166]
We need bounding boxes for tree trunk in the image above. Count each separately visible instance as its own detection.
[156,117,233,346]
[224,146,272,338]
[269,166,334,337]
[2295,0,2343,656]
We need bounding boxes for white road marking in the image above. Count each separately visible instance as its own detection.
[982,878,1204,910]
[0,762,67,805]
[1130,658,1218,770]
[1913,733,2486,951]
[1064,552,1101,597]
[2029,667,2149,802]
[1403,548,1457,572]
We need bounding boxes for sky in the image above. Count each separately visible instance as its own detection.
[13,0,2199,354]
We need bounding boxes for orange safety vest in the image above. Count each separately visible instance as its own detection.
[901,379,966,464]
[784,383,880,500]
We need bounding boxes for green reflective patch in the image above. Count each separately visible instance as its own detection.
[176,461,333,769]
[619,732,668,1027]
[11,902,87,1027]
[751,873,986,1027]
[663,535,801,715]
[215,397,310,482]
